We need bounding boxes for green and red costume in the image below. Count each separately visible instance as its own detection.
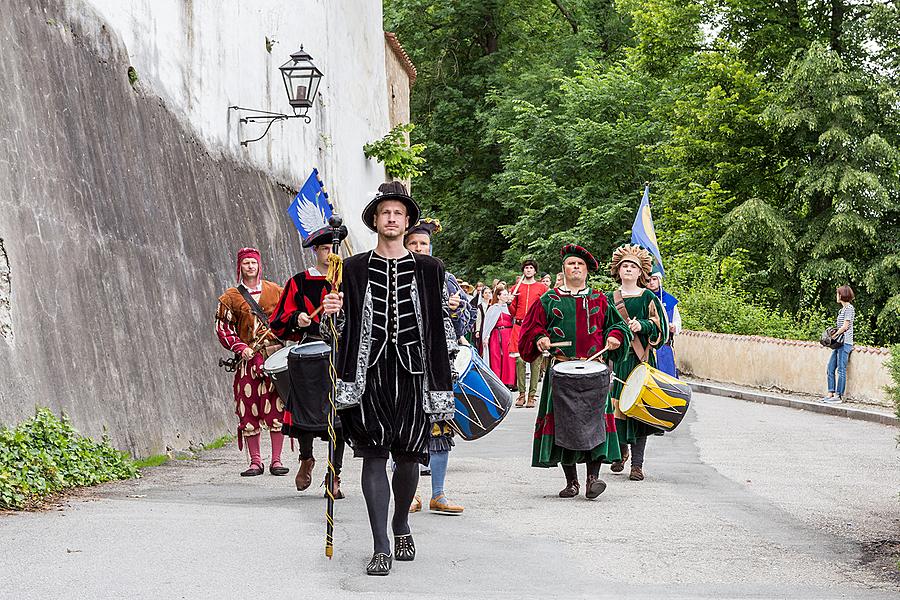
[519,287,632,468]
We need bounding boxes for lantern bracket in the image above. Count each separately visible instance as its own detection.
[228,106,311,146]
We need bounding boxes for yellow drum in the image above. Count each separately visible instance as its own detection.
[618,363,691,432]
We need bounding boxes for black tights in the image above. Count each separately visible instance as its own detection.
[360,457,420,555]
[561,460,602,482]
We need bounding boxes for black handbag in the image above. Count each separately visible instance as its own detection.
[820,327,844,349]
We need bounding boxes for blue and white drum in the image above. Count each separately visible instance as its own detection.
[452,345,512,440]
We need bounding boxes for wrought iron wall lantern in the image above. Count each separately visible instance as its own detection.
[229,46,324,146]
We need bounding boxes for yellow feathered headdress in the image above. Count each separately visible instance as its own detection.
[610,244,653,283]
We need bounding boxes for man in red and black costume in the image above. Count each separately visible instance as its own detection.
[270,226,348,498]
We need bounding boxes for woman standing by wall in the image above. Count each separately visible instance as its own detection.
[482,283,516,388]
[823,285,856,404]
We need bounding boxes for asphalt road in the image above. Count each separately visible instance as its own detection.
[2,393,898,599]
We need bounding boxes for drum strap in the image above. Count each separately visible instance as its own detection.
[612,290,650,363]
[238,285,280,346]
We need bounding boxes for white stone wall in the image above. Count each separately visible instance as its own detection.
[72,0,385,251]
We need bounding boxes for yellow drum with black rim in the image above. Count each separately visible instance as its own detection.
[618,363,691,432]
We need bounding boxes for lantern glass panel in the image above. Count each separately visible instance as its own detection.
[280,50,323,116]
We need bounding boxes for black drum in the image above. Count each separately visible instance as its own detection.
[551,360,610,451]
[286,341,339,431]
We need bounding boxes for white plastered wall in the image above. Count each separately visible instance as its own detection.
[73,0,385,250]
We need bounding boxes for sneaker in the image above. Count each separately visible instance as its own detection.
[822,396,843,404]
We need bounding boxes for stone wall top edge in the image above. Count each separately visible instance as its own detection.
[680,330,890,355]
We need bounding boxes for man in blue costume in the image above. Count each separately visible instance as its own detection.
[646,264,680,377]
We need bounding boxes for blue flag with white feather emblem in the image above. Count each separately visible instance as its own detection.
[287,169,332,242]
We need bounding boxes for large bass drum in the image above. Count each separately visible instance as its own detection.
[286,341,338,431]
[452,346,512,440]
[550,360,611,451]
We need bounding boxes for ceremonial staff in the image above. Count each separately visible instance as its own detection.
[323,214,344,558]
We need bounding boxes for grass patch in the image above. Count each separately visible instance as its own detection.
[0,408,139,510]
[202,434,234,451]
[133,454,169,469]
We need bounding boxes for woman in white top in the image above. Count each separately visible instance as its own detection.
[473,286,492,355]
[823,285,855,404]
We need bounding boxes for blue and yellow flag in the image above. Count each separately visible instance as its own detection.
[630,185,664,276]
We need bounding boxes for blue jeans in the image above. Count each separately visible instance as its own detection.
[827,343,853,397]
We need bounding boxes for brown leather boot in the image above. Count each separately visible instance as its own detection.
[629,466,644,481]
[525,395,536,408]
[558,479,580,498]
[610,445,629,473]
[585,475,607,499]
[295,457,315,491]
[515,393,526,408]
[323,474,344,499]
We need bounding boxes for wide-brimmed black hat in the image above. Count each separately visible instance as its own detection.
[303,224,349,248]
[361,181,420,233]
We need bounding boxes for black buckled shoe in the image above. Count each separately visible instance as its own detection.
[366,552,392,576]
[558,480,580,498]
[585,475,607,499]
[394,534,416,561]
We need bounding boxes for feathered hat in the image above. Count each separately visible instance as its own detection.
[609,244,653,281]
[303,224,349,248]
[405,217,442,239]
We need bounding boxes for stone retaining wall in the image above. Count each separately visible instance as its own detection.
[676,331,892,408]
[0,1,394,456]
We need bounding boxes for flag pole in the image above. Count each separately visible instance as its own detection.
[324,214,344,559]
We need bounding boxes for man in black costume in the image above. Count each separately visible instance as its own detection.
[322,182,456,576]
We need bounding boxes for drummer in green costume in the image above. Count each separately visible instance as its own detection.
[605,244,669,482]
[519,244,632,499]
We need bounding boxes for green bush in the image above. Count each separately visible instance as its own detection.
[363,123,426,180]
[884,345,900,423]
[662,252,848,343]
[0,408,138,510]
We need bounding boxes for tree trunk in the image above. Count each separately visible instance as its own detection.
[830,0,845,54]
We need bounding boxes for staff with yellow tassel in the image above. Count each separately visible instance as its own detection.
[323,214,344,558]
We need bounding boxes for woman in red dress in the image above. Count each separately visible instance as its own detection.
[481,283,516,387]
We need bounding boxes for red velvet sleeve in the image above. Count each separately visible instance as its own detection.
[268,277,300,340]
[518,297,549,363]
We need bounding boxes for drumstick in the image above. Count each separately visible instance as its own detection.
[548,341,572,348]
[585,348,607,362]
[308,305,324,319]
